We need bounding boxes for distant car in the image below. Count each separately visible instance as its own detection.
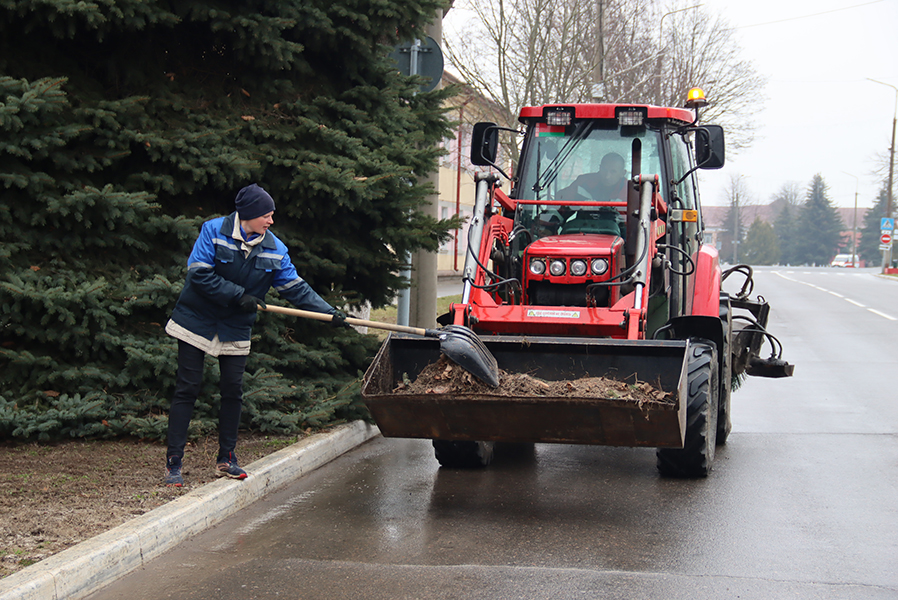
[830,254,859,267]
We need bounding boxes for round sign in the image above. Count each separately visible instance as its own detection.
[389,36,444,93]
[881,233,892,245]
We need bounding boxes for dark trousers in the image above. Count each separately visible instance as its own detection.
[166,340,247,461]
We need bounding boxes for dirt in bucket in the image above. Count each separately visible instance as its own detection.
[392,355,674,405]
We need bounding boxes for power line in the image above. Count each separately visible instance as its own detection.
[735,0,884,29]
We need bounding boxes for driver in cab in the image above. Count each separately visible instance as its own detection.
[535,152,627,237]
[558,152,628,202]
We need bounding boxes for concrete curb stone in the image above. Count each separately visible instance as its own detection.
[0,420,380,600]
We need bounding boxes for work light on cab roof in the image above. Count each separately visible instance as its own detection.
[545,108,572,126]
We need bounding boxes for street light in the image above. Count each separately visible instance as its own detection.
[656,5,702,103]
[867,78,896,272]
[842,171,859,267]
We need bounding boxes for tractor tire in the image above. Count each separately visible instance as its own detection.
[717,301,733,445]
[432,440,494,468]
[656,340,719,478]
[716,366,733,445]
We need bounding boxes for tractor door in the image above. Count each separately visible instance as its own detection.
[666,131,703,318]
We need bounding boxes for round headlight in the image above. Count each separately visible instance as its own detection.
[591,258,609,275]
[529,259,546,275]
[550,259,566,276]
[570,259,587,276]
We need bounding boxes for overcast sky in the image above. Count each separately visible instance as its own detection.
[693,0,898,208]
[444,0,898,209]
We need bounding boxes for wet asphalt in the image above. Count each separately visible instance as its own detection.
[87,268,898,599]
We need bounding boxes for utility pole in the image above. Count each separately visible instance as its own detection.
[408,11,444,328]
[656,5,702,104]
[842,171,859,267]
[868,78,896,272]
[590,0,605,101]
[733,185,740,263]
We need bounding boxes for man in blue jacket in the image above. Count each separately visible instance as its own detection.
[164,183,346,486]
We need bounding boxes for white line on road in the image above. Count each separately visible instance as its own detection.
[772,271,897,318]
[867,308,897,321]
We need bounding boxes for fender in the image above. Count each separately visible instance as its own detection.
[690,243,721,317]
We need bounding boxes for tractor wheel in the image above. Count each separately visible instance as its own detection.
[432,440,494,468]
[716,364,733,445]
[656,341,719,477]
[717,302,733,445]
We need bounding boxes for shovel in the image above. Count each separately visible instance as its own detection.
[260,304,500,388]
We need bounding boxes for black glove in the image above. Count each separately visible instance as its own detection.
[330,309,351,328]
[236,294,266,313]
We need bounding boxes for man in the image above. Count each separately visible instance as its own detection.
[538,152,627,236]
[558,152,628,202]
[163,183,346,486]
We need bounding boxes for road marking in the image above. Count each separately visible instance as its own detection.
[773,271,895,319]
[867,308,897,321]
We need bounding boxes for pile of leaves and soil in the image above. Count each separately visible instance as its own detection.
[392,356,674,406]
[0,431,303,579]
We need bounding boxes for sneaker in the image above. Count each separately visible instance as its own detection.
[165,455,184,487]
[215,451,248,480]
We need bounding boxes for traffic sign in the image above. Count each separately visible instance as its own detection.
[390,36,444,93]
[881,232,893,245]
[882,217,895,232]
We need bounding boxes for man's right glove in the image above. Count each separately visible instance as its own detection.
[236,294,266,313]
[331,309,351,328]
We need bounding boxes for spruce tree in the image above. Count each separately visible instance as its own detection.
[0,0,453,441]
[740,218,779,265]
[858,184,890,265]
[774,203,798,265]
[771,182,802,266]
[794,174,843,266]
[719,199,744,264]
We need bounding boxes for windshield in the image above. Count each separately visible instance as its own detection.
[514,120,664,202]
[511,119,664,242]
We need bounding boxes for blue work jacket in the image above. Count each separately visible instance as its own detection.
[170,212,335,342]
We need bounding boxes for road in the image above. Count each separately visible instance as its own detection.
[88,267,898,600]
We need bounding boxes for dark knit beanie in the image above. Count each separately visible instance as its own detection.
[235,184,276,220]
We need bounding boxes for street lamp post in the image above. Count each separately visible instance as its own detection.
[842,171,859,267]
[656,4,702,103]
[867,78,896,272]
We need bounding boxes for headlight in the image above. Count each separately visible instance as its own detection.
[529,259,546,275]
[570,259,587,276]
[549,259,566,276]
[591,258,609,275]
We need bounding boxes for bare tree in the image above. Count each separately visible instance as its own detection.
[659,8,767,151]
[720,174,757,262]
[444,0,765,152]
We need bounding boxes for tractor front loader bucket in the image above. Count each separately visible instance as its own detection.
[362,335,693,448]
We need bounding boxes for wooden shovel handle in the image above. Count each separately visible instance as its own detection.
[261,304,429,337]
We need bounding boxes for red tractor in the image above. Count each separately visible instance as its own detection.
[363,89,792,477]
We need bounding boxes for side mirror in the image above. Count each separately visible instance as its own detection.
[694,124,725,169]
[470,122,498,166]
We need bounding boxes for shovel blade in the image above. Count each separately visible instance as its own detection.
[436,325,500,388]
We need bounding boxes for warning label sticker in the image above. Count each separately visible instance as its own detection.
[526,309,581,319]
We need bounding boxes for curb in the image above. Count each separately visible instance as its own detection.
[0,420,381,600]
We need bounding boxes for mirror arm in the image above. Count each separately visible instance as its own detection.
[484,126,521,181]
[673,128,712,185]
